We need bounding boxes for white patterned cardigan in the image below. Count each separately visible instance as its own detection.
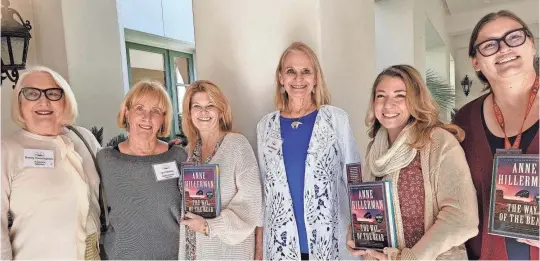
[256,105,361,260]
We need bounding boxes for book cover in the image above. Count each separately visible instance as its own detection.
[349,181,397,250]
[488,154,539,240]
[346,162,362,185]
[181,164,220,219]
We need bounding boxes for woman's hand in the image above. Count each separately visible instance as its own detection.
[347,225,389,260]
[180,212,208,235]
[255,227,263,260]
[366,249,389,260]
[346,225,367,257]
[517,238,540,248]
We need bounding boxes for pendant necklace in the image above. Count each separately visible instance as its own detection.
[290,102,311,129]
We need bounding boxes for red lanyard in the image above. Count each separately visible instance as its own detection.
[492,76,539,149]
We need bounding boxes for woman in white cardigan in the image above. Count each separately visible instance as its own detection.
[257,42,361,260]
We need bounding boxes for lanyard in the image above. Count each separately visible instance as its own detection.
[492,76,539,149]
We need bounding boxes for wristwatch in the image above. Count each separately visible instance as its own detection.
[204,221,209,236]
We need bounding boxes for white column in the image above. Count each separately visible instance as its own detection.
[60,0,129,142]
[193,0,376,155]
[375,0,426,75]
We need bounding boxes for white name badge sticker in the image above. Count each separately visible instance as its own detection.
[263,137,283,158]
[152,161,180,181]
[23,149,55,168]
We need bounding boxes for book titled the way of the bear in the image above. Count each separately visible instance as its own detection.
[488,154,539,240]
[181,163,220,219]
[346,163,397,250]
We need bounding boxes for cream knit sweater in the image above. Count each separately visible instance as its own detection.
[1,127,101,260]
[178,133,264,260]
[363,127,479,260]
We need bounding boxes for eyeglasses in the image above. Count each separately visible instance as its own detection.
[20,87,64,101]
[475,28,529,57]
[191,104,217,113]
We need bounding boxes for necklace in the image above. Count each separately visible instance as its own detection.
[290,103,313,129]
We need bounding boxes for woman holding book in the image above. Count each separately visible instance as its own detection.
[453,10,539,260]
[97,80,187,259]
[257,41,361,260]
[347,65,479,260]
[179,80,263,260]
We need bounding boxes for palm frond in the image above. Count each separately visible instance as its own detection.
[90,126,104,146]
[426,69,455,112]
[106,133,128,147]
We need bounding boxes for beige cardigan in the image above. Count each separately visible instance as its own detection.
[178,133,263,260]
[363,127,479,260]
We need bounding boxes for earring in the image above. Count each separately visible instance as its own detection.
[125,118,129,126]
[280,86,285,94]
[159,125,164,133]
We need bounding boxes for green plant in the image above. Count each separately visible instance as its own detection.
[450,108,458,121]
[426,69,455,112]
[106,133,127,147]
[90,126,104,146]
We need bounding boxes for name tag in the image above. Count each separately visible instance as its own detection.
[263,137,282,158]
[152,161,180,181]
[23,149,54,168]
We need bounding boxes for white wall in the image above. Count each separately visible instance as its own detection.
[193,0,376,156]
[119,0,195,44]
[319,0,376,155]
[61,0,128,142]
[1,0,38,138]
[426,46,450,81]
[375,0,415,73]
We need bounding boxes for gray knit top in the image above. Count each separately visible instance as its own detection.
[96,144,187,260]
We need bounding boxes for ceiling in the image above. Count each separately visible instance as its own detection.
[443,0,526,15]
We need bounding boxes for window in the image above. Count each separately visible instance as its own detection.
[125,42,195,137]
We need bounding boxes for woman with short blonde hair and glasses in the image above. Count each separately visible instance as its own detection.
[178,80,263,260]
[97,80,187,259]
[2,66,101,259]
[348,65,478,260]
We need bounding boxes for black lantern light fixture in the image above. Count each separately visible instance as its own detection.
[460,75,473,97]
[1,0,32,88]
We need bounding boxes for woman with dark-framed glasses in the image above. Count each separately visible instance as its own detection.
[453,10,539,260]
[1,66,102,259]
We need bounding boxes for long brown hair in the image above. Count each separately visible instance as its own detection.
[366,65,464,148]
[469,10,537,90]
[181,80,233,153]
[274,42,331,111]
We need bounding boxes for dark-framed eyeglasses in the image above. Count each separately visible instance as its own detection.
[20,87,64,101]
[474,28,529,57]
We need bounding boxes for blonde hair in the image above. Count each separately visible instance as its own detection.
[11,66,78,128]
[274,42,331,111]
[181,80,233,153]
[366,65,464,149]
[117,80,173,137]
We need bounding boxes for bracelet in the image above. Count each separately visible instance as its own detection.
[204,221,209,236]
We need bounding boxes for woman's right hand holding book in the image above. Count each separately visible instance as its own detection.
[346,225,390,260]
